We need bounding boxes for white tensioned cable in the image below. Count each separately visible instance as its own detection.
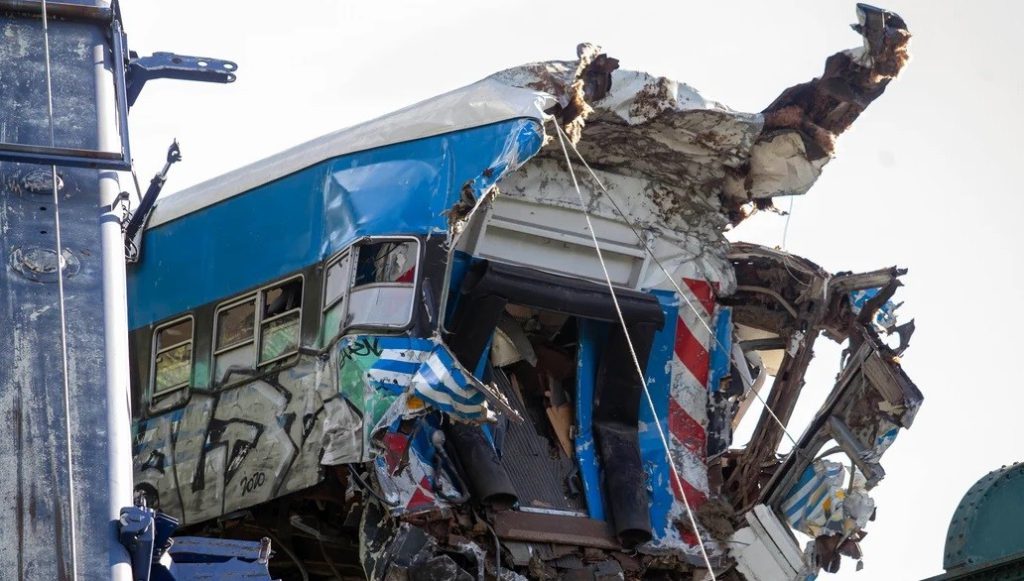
[40,0,80,577]
[782,194,795,250]
[561,137,799,449]
[551,121,717,579]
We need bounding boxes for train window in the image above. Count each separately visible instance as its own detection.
[217,297,256,348]
[152,317,193,395]
[347,239,418,329]
[259,277,303,364]
[353,241,416,286]
[214,296,257,384]
[322,253,351,342]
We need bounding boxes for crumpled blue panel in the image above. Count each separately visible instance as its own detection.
[366,337,488,421]
[639,290,679,541]
[128,118,544,330]
[324,118,543,251]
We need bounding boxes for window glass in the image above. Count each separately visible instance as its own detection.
[214,343,255,385]
[155,345,191,392]
[324,254,351,308]
[323,303,346,341]
[216,298,255,350]
[259,278,303,364]
[156,319,192,350]
[354,241,416,286]
[348,286,417,328]
[260,314,300,362]
[263,278,302,318]
[322,254,351,344]
[154,318,192,394]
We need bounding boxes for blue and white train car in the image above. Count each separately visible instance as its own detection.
[126,62,738,577]
[126,21,916,578]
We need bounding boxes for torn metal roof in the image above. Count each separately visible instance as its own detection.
[491,3,910,226]
[152,2,909,238]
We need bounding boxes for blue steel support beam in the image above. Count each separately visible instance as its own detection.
[576,319,607,521]
[638,290,679,543]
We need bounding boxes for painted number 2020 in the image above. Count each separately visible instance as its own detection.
[240,471,266,496]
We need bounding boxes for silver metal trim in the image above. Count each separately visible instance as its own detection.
[517,506,590,518]
[261,308,300,326]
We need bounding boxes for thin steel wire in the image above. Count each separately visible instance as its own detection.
[552,121,717,579]
[782,194,795,249]
[40,0,80,577]
[561,136,799,449]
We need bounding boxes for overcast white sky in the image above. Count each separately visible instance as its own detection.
[120,2,1024,579]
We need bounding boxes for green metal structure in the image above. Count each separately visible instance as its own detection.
[927,463,1024,580]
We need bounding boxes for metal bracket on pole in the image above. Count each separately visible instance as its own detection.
[118,505,180,581]
[126,52,237,107]
[118,506,155,581]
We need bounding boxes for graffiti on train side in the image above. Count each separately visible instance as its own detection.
[131,335,441,526]
[338,336,383,368]
[240,471,268,496]
[132,357,341,525]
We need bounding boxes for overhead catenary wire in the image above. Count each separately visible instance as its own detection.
[559,134,800,449]
[551,121,717,580]
[40,1,80,578]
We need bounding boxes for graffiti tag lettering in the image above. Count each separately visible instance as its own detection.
[338,336,382,370]
[240,471,267,496]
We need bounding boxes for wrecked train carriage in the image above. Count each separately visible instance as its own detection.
[127,5,918,579]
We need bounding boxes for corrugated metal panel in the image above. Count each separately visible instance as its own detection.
[494,368,586,514]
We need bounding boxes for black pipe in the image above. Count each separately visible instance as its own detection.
[443,291,518,508]
[444,422,517,509]
[461,260,663,327]
[593,322,655,548]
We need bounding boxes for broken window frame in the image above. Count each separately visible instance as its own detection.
[150,315,194,397]
[760,326,922,508]
[321,236,420,345]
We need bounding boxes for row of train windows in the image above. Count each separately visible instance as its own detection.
[151,239,419,396]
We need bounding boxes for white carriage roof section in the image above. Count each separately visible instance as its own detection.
[147,79,555,228]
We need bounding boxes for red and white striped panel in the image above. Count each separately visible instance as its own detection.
[668,278,716,547]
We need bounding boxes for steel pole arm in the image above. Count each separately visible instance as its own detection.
[126,52,237,107]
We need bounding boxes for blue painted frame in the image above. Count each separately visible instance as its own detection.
[638,290,679,542]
